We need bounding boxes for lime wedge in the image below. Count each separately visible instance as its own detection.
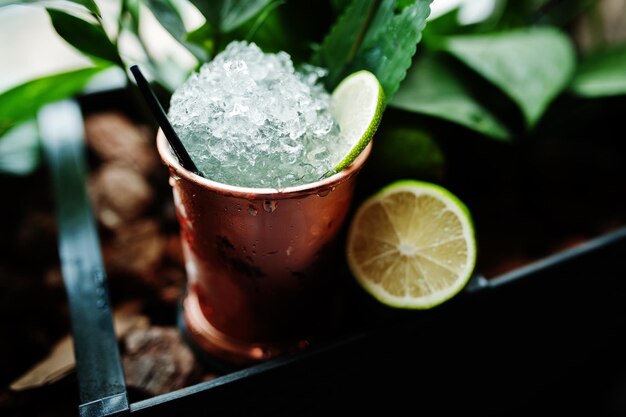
[346,180,477,309]
[328,70,385,175]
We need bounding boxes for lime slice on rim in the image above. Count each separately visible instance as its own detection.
[327,70,385,175]
[346,180,477,309]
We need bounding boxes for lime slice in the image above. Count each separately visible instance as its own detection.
[346,180,477,309]
[328,70,385,174]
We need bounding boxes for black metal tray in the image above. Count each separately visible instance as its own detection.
[46,88,626,416]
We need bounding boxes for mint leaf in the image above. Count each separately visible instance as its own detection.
[391,53,510,140]
[312,0,379,89]
[571,46,626,98]
[313,0,432,101]
[440,27,575,127]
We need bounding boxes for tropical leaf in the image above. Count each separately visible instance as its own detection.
[189,0,273,32]
[185,22,215,57]
[571,46,626,98]
[439,27,575,127]
[312,0,432,101]
[143,0,208,61]
[0,66,105,137]
[121,0,141,34]
[391,53,510,140]
[0,0,101,17]
[48,9,122,65]
[218,0,327,63]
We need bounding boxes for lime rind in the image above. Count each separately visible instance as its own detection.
[346,180,477,310]
[329,70,385,175]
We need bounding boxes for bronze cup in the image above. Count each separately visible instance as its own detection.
[157,130,372,365]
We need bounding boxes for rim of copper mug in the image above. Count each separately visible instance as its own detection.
[156,129,372,200]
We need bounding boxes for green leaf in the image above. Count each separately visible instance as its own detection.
[0,0,101,17]
[368,126,445,182]
[0,66,105,137]
[195,0,283,57]
[200,1,329,63]
[189,0,273,32]
[185,22,215,57]
[440,27,576,127]
[239,0,283,41]
[121,0,141,34]
[0,119,40,176]
[330,0,351,15]
[422,6,461,37]
[74,0,101,17]
[494,0,595,29]
[143,0,208,61]
[312,0,432,101]
[390,53,510,140]
[48,9,122,65]
[351,0,432,100]
[219,0,314,62]
[312,0,379,88]
[571,47,626,98]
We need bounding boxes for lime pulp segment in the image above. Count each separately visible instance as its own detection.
[347,180,477,309]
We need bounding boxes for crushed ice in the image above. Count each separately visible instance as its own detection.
[168,41,342,188]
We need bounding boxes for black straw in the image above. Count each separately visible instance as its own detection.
[129,65,199,174]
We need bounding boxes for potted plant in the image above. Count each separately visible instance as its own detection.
[1,0,626,415]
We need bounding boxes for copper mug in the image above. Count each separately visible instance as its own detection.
[157,130,372,365]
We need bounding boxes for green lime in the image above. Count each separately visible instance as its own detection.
[328,70,385,174]
[346,180,477,309]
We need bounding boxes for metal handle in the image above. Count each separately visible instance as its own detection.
[40,100,129,416]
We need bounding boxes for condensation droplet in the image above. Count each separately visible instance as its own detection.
[316,189,330,197]
[263,200,278,213]
[248,205,259,216]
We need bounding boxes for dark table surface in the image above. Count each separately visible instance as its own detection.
[126,228,626,417]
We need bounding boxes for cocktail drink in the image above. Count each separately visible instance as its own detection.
[158,42,380,365]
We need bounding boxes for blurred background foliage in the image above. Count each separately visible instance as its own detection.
[0,0,625,180]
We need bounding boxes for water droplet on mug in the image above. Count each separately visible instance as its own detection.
[248,205,259,216]
[317,189,330,197]
[263,200,278,213]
